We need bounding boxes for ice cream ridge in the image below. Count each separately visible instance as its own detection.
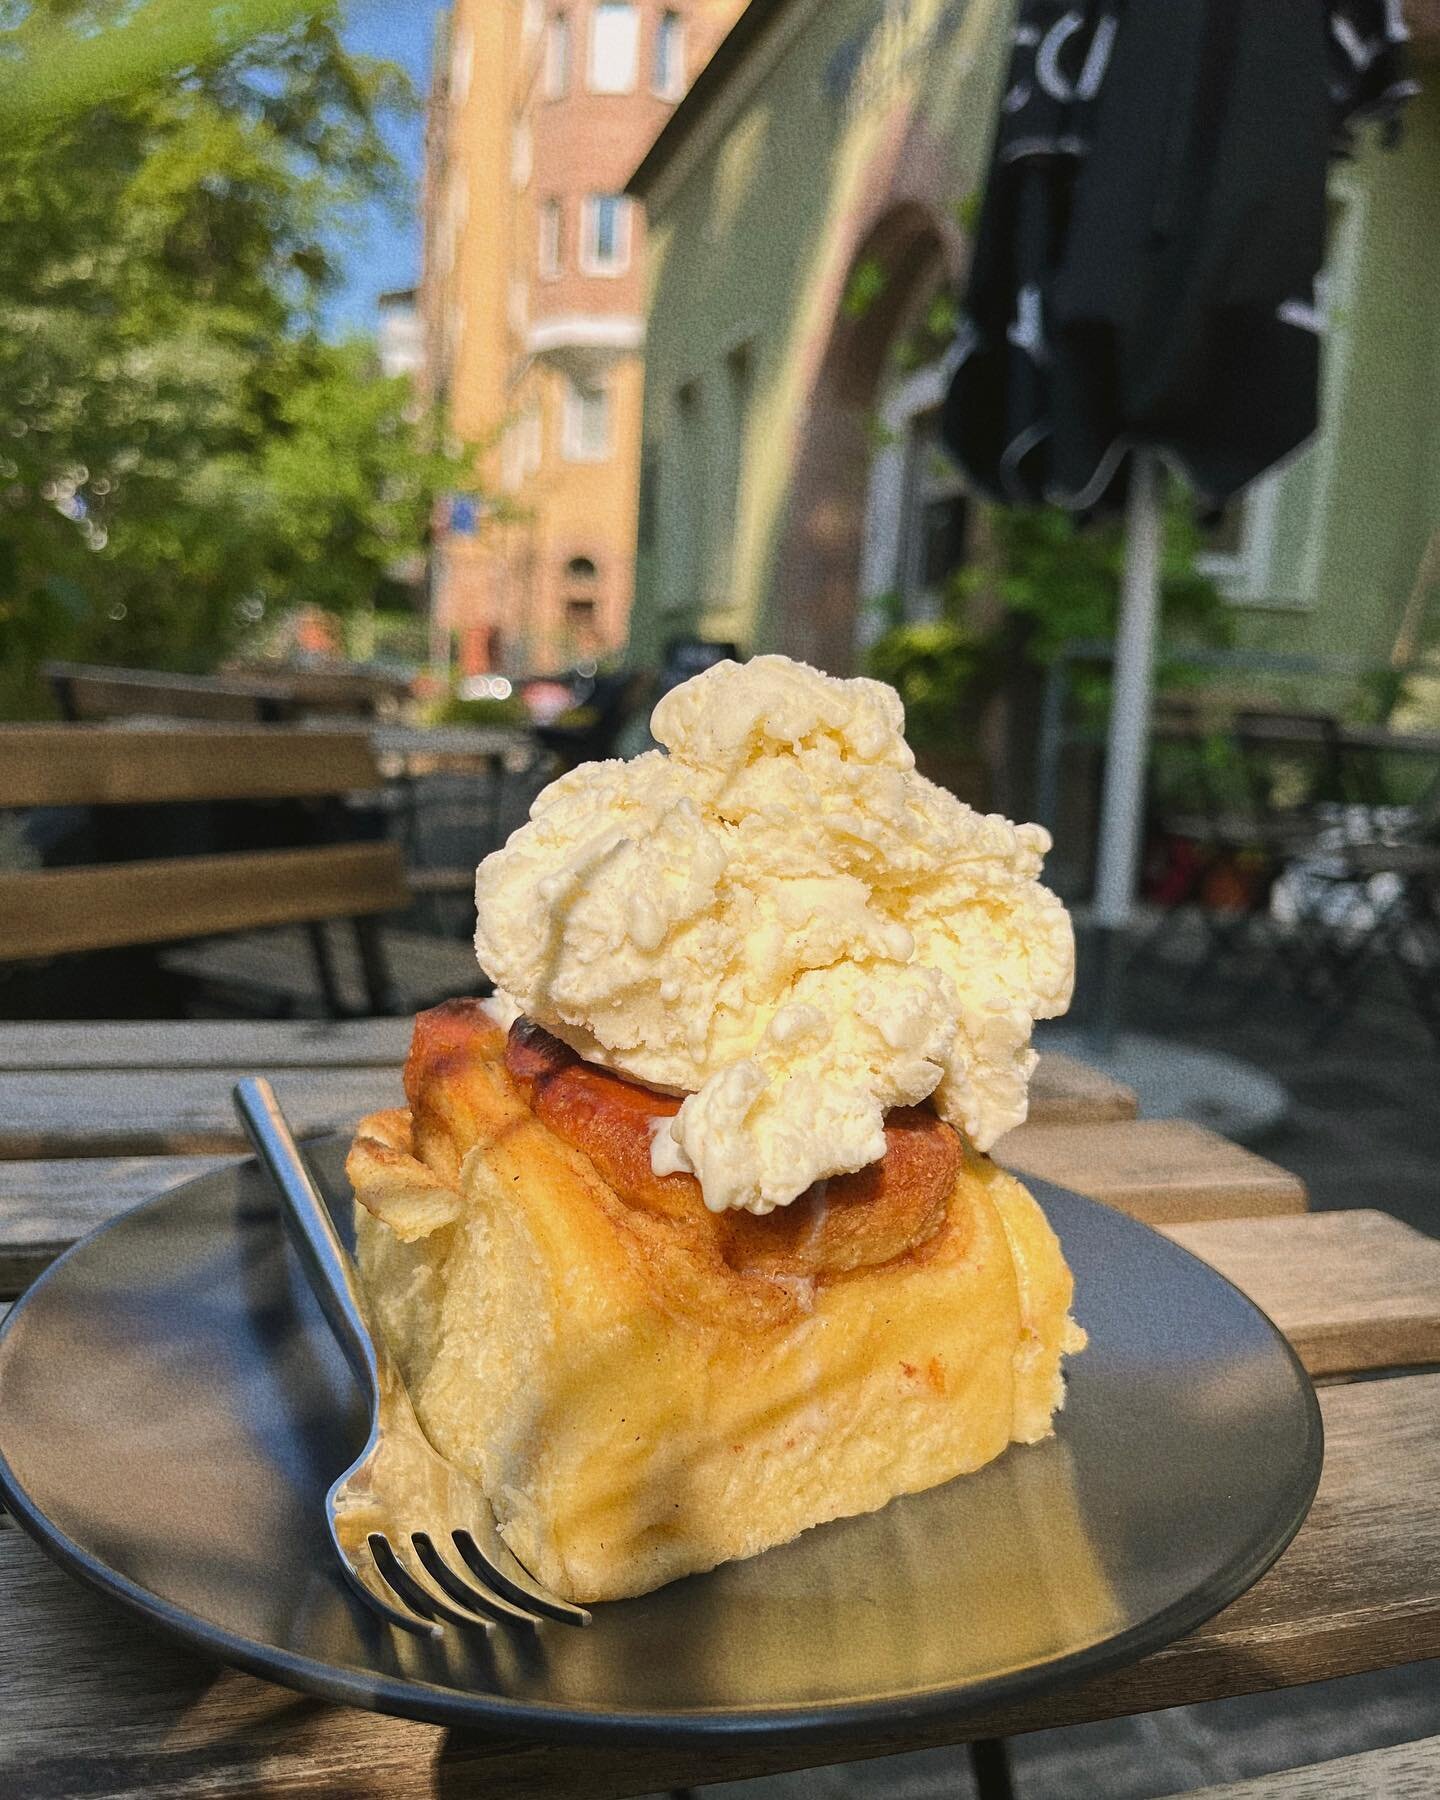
[474,654,1075,1214]
[348,652,1085,1603]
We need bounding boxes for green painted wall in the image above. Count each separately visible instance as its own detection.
[630,0,1014,665]
[1229,81,1440,673]
[631,1,1440,699]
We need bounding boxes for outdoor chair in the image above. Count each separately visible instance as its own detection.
[0,726,481,1019]
[1226,708,1373,1004]
[1275,762,1440,1043]
[1141,700,1290,996]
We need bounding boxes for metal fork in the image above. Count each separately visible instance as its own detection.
[233,1077,591,1636]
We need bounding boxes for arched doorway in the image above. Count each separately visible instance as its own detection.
[772,203,963,674]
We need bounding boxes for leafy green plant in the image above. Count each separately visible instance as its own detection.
[864,620,993,754]
[866,486,1232,772]
[424,692,529,729]
[891,290,961,375]
[842,256,889,321]
[952,496,1231,669]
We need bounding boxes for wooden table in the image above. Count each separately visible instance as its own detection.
[1,1022,1438,1800]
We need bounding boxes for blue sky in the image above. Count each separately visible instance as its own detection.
[328,0,440,337]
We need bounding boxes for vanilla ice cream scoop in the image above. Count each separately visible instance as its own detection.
[474,655,1073,1214]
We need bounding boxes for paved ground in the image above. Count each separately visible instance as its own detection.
[1105,924,1440,1240]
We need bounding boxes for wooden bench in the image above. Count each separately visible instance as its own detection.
[43,661,411,725]
[1,1024,1437,1800]
[43,661,299,724]
[0,726,409,1014]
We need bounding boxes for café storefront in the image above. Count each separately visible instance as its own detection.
[627,0,1440,703]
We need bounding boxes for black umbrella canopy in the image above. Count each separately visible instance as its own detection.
[940,0,1417,1010]
[943,0,1418,512]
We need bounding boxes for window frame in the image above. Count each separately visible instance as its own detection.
[562,376,613,463]
[523,399,544,474]
[507,276,529,335]
[544,10,572,98]
[539,197,563,279]
[588,0,640,94]
[450,25,474,106]
[511,117,533,188]
[579,193,632,276]
[652,9,685,100]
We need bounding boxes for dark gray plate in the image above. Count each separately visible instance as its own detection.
[0,1143,1321,1747]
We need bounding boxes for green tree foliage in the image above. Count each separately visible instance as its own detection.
[864,621,994,754]
[954,498,1231,667]
[866,490,1232,752]
[0,2,473,717]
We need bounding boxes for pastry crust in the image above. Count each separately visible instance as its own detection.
[349,1001,1084,1603]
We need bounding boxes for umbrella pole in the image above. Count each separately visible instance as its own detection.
[1090,448,1163,1049]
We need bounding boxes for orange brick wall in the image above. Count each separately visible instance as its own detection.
[420,0,748,675]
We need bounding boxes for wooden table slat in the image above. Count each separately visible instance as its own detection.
[1162,1211,1440,1380]
[998,1119,1308,1224]
[1023,1051,1137,1125]
[1,1375,1436,1800]
[0,1021,415,1072]
[0,1067,406,1160]
[0,1051,1129,1162]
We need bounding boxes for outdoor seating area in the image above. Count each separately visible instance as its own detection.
[1140,702,1440,1044]
[3,3,1440,1798]
[0,704,569,1020]
[1,1021,1438,1797]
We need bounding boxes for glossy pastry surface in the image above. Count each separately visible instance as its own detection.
[348,1000,1084,1603]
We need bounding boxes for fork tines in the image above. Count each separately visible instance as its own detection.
[355,1529,590,1635]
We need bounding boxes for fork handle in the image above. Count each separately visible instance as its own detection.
[233,1077,389,1397]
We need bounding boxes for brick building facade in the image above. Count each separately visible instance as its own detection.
[421,0,747,677]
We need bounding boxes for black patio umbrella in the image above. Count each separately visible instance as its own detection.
[941,0,1415,1002]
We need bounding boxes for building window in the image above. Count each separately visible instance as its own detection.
[523,0,544,40]
[539,198,563,277]
[710,342,753,605]
[638,446,659,551]
[662,380,704,612]
[1197,185,1362,610]
[563,377,612,461]
[567,555,599,580]
[565,596,600,650]
[511,118,532,187]
[589,0,639,93]
[501,423,523,493]
[580,194,631,274]
[653,10,685,99]
[544,11,571,97]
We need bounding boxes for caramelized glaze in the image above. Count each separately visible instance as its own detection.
[499,1015,958,1278]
